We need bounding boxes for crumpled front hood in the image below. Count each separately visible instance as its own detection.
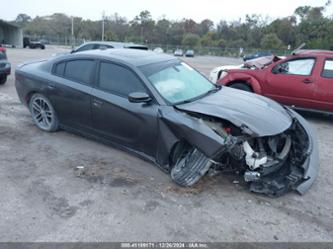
[176,87,292,136]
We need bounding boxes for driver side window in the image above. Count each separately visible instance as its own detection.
[274,58,315,76]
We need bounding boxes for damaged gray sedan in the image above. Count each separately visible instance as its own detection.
[15,49,319,197]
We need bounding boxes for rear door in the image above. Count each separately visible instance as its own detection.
[49,59,96,130]
[264,57,318,108]
[90,60,159,157]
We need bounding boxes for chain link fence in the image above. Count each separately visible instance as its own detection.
[147,44,290,57]
[26,35,290,57]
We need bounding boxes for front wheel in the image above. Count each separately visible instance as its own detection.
[29,93,59,132]
[0,75,7,85]
[170,146,212,187]
[229,82,253,92]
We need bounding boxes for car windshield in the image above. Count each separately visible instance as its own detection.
[140,61,216,104]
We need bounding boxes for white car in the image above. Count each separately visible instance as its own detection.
[153,47,164,53]
[209,64,244,83]
[209,55,286,83]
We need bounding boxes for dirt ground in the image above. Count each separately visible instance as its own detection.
[0,46,332,242]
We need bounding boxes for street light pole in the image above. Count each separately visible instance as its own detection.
[102,11,105,41]
[71,16,74,49]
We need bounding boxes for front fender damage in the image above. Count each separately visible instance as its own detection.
[156,106,319,197]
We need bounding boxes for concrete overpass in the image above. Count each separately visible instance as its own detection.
[0,20,23,47]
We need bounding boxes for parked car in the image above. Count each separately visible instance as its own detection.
[71,41,148,53]
[153,47,164,53]
[174,49,184,56]
[15,49,318,197]
[39,39,50,45]
[23,37,45,49]
[185,50,195,57]
[243,51,273,61]
[218,50,333,114]
[0,50,11,85]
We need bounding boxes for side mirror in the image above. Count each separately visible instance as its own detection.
[128,92,151,103]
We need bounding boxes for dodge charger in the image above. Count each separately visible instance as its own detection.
[15,49,319,197]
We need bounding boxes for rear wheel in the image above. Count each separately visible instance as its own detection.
[0,75,7,85]
[29,93,59,132]
[230,82,253,92]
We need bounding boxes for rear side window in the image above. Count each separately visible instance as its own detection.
[54,62,65,76]
[64,60,95,85]
[98,62,146,96]
[322,59,333,78]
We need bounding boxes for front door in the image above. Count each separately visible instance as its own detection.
[264,57,317,109]
[91,61,158,158]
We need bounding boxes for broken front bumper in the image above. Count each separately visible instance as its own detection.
[288,108,319,195]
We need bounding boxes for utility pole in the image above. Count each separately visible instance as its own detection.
[102,11,105,41]
[71,16,74,49]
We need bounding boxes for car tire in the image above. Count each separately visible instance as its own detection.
[0,75,7,85]
[170,146,212,187]
[230,82,253,92]
[29,93,59,132]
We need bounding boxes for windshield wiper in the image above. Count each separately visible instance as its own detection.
[205,84,222,94]
[175,85,222,105]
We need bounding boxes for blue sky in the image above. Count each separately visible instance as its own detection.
[4,0,332,24]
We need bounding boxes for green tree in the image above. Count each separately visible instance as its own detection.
[153,19,171,44]
[267,17,297,47]
[200,31,217,46]
[182,33,200,47]
[130,10,155,43]
[261,33,284,49]
[14,13,32,28]
[198,19,214,36]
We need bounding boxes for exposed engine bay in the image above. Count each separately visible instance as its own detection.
[170,115,310,197]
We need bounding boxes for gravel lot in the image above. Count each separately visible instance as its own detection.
[0,46,332,242]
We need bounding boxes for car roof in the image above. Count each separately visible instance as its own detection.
[79,41,148,49]
[294,49,333,57]
[76,48,176,66]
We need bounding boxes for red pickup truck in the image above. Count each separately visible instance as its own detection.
[218,50,333,113]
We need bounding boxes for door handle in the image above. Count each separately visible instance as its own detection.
[92,99,103,108]
[303,79,314,84]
